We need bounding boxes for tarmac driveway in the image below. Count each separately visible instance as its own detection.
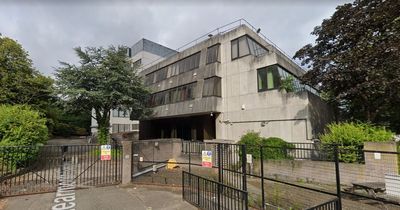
[1,185,196,210]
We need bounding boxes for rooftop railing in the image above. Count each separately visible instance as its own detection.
[139,18,303,71]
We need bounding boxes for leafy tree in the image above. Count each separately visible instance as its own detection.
[294,0,400,131]
[0,35,53,112]
[55,46,150,143]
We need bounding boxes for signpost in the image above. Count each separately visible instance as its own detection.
[202,150,212,168]
[100,145,111,161]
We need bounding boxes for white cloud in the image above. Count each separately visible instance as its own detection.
[0,1,351,75]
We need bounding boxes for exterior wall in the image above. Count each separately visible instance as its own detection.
[215,26,315,142]
[139,25,333,142]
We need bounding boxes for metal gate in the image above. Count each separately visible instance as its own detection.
[182,142,248,210]
[0,144,122,196]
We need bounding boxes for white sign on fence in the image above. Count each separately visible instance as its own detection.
[246,154,253,164]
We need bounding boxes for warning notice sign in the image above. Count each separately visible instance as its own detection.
[100,145,111,161]
[202,150,212,168]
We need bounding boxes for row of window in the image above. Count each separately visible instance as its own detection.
[112,109,130,118]
[144,44,221,86]
[149,82,196,107]
[145,52,201,85]
[111,124,139,133]
[257,64,318,95]
[231,35,268,59]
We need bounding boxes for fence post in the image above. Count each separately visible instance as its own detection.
[334,145,342,210]
[217,144,222,210]
[197,175,200,206]
[260,146,265,210]
[121,141,132,185]
[241,144,247,191]
[217,144,222,183]
[189,141,191,173]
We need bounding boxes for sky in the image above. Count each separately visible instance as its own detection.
[0,0,352,76]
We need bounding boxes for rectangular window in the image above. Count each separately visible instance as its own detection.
[112,109,130,118]
[203,77,222,97]
[132,124,139,131]
[206,44,220,64]
[231,39,238,59]
[149,82,197,107]
[144,52,200,85]
[257,65,281,91]
[112,124,130,133]
[257,65,319,94]
[238,36,250,57]
[232,35,268,60]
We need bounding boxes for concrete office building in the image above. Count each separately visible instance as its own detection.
[90,39,176,134]
[138,23,333,143]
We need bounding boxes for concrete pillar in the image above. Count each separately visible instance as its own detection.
[121,141,132,185]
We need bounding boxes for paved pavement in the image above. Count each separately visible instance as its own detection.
[1,185,196,210]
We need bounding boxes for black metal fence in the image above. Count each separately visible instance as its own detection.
[182,171,248,210]
[0,144,122,196]
[306,198,339,210]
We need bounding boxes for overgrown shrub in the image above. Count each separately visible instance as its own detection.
[0,105,48,168]
[262,137,295,160]
[238,131,293,160]
[321,122,394,163]
[238,131,263,158]
[0,105,48,146]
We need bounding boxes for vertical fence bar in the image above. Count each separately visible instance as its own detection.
[334,145,342,210]
[241,144,247,192]
[260,146,265,210]
[188,141,191,173]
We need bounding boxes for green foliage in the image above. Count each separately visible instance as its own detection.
[262,137,295,160]
[55,46,151,139]
[0,35,54,112]
[98,127,108,145]
[321,122,394,162]
[46,104,90,137]
[294,0,400,132]
[0,105,48,146]
[238,131,263,158]
[279,76,295,93]
[321,122,394,145]
[238,131,293,160]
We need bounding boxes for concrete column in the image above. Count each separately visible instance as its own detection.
[121,141,132,185]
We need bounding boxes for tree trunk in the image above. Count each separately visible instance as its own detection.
[95,108,110,144]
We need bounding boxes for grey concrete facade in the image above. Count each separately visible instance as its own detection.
[139,24,333,143]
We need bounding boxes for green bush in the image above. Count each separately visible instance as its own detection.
[321,122,394,163]
[238,131,263,158]
[0,105,48,169]
[238,131,293,160]
[0,105,48,146]
[262,137,295,160]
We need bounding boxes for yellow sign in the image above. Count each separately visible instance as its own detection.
[166,159,178,169]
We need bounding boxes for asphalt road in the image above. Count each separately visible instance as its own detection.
[1,185,196,210]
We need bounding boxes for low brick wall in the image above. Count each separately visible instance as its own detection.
[254,142,399,186]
